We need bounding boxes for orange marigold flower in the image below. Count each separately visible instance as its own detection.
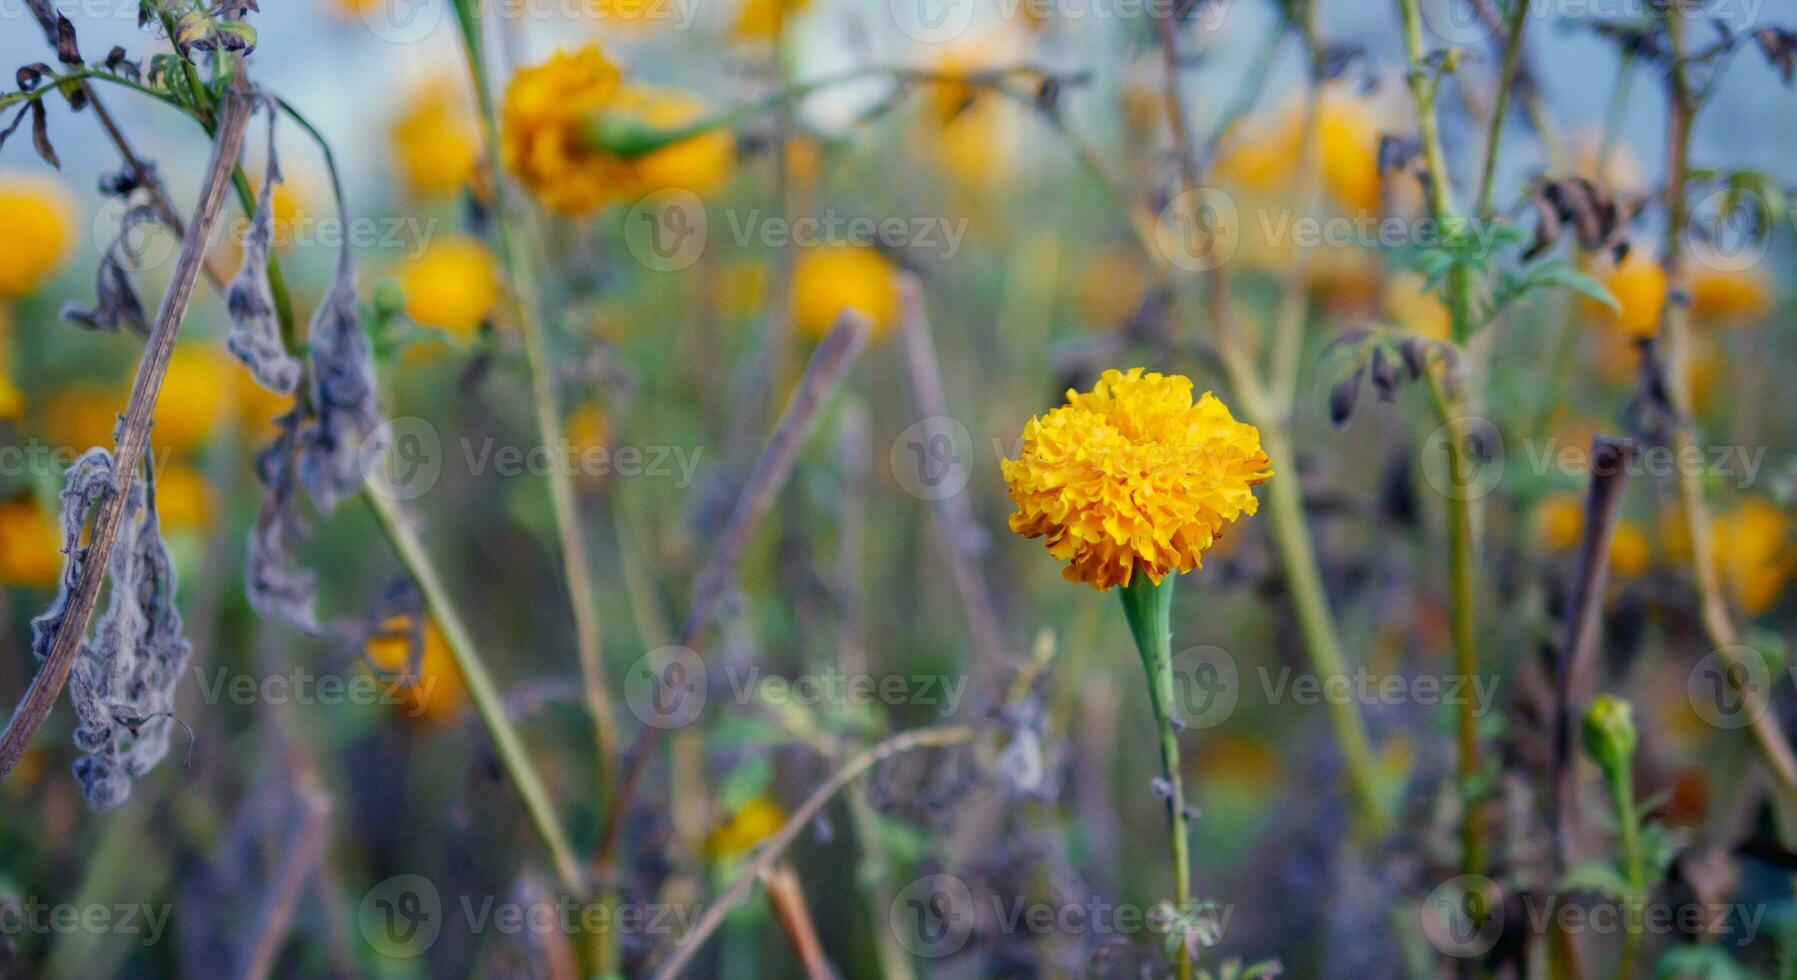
[1002,368,1272,591]
[501,46,732,214]
[502,46,627,214]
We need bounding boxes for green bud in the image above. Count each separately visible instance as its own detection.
[1582,694,1638,775]
[372,277,407,320]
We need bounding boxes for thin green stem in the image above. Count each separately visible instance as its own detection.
[1475,0,1531,220]
[365,492,586,895]
[1120,575,1192,980]
[1400,0,1486,878]
[1155,5,1384,834]
[1426,374,1484,879]
[449,0,621,839]
[1606,762,1643,980]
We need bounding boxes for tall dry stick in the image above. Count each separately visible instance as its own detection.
[0,78,253,782]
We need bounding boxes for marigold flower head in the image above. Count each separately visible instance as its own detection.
[501,46,732,214]
[398,235,501,340]
[502,46,627,214]
[0,175,77,297]
[389,80,480,199]
[1002,368,1272,590]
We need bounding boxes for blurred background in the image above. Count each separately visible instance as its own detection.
[1,0,1795,977]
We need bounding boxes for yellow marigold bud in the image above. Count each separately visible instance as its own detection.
[1002,368,1272,591]
[1536,492,1585,553]
[791,244,900,341]
[0,497,63,588]
[1582,694,1637,776]
[389,81,480,199]
[1602,249,1668,340]
[399,235,501,340]
[708,796,786,857]
[0,175,78,297]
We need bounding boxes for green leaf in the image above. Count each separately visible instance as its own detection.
[1559,860,1633,901]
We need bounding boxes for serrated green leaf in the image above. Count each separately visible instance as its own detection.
[1559,860,1633,901]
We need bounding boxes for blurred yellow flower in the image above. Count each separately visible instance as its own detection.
[1688,253,1773,323]
[502,46,732,214]
[710,260,766,319]
[399,236,501,340]
[1712,499,1794,616]
[153,463,213,531]
[1383,273,1451,341]
[153,346,229,454]
[1608,521,1651,579]
[1536,492,1584,552]
[606,86,735,197]
[390,81,480,199]
[708,796,786,857]
[41,381,120,451]
[791,244,900,341]
[1214,90,1382,213]
[0,497,62,588]
[1658,501,1693,565]
[365,617,469,723]
[732,0,809,42]
[1002,368,1271,591]
[502,46,626,214]
[1075,244,1149,329]
[566,400,611,487]
[0,175,77,297]
[1600,249,1667,339]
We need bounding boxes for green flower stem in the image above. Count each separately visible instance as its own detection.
[448,0,621,848]
[1119,574,1193,980]
[1425,375,1484,879]
[1400,0,1486,878]
[1474,0,1532,221]
[366,492,587,896]
[1601,759,1643,979]
[1156,6,1385,838]
[448,9,621,975]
